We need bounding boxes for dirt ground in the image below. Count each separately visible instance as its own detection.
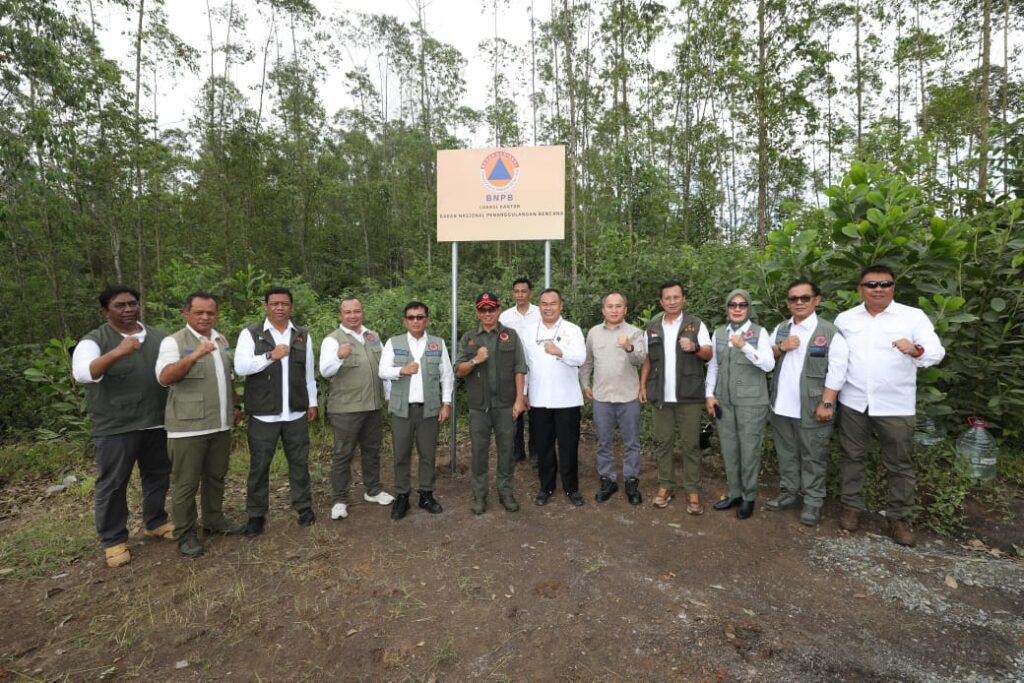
[2,426,1023,682]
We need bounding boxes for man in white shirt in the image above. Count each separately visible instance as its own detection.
[524,288,587,507]
[835,265,945,547]
[378,301,454,520]
[499,277,541,466]
[766,279,848,526]
[234,287,318,537]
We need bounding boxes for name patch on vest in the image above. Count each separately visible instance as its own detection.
[775,326,790,344]
[394,349,410,356]
[425,350,442,357]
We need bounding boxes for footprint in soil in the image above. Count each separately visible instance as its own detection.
[531,579,569,598]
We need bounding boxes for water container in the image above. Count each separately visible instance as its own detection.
[955,416,998,480]
[913,414,946,447]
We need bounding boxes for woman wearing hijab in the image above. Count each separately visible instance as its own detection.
[704,289,775,519]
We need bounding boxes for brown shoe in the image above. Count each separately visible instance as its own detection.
[143,521,175,540]
[104,543,131,568]
[888,519,917,547]
[838,508,861,532]
[686,493,704,515]
[652,487,674,509]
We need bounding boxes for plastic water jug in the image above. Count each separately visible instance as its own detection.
[955,416,997,480]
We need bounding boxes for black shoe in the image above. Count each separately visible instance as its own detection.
[499,493,520,512]
[418,491,443,514]
[391,494,410,520]
[245,516,265,537]
[534,490,552,506]
[713,497,742,511]
[567,490,585,507]
[202,522,246,536]
[737,500,755,519]
[594,477,618,503]
[625,477,642,505]
[178,530,204,557]
[297,509,315,527]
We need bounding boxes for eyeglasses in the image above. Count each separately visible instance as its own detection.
[405,315,427,321]
[478,307,497,314]
[727,302,749,309]
[860,280,895,289]
[786,295,814,304]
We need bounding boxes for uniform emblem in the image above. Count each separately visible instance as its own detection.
[428,342,439,351]
[364,332,376,342]
[468,339,477,347]
[813,335,827,347]
[499,331,510,342]
[742,329,754,340]
[294,335,305,344]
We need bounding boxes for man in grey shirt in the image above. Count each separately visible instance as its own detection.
[580,292,646,505]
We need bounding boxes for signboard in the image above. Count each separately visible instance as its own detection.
[436,145,565,242]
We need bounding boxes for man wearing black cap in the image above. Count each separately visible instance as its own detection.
[454,292,528,515]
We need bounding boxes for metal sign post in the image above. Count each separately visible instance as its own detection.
[449,241,458,473]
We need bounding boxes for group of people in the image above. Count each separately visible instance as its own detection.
[73,263,943,567]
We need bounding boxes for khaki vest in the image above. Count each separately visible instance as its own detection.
[242,321,310,416]
[770,318,840,427]
[81,323,168,436]
[644,313,706,407]
[713,323,770,406]
[325,328,384,414]
[164,327,234,433]
[387,334,444,419]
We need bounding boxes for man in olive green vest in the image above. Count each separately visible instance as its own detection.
[320,297,394,521]
[234,287,318,537]
[156,292,244,557]
[455,292,527,515]
[378,301,454,520]
[72,285,173,568]
[767,278,849,526]
[639,281,713,515]
[705,289,775,520]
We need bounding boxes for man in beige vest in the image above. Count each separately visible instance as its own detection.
[320,297,394,521]
[156,292,244,558]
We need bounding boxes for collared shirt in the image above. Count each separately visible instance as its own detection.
[523,316,586,408]
[72,324,149,383]
[155,325,231,437]
[770,313,849,418]
[233,319,318,423]
[319,324,376,378]
[378,333,455,404]
[704,320,776,397]
[661,314,712,404]
[499,304,540,338]
[834,301,945,416]
[579,321,645,403]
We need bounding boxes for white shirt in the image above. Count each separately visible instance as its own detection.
[155,325,232,437]
[769,313,849,418]
[378,333,455,405]
[72,324,149,384]
[233,320,318,423]
[661,314,712,404]
[523,317,586,408]
[704,321,776,397]
[319,324,376,378]
[499,304,540,338]
[834,301,945,416]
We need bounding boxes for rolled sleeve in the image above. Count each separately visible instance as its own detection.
[378,339,401,381]
[233,328,272,377]
[155,336,180,386]
[320,336,341,378]
[71,339,102,384]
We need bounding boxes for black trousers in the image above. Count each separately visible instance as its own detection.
[530,406,581,494]
[93,428,171,548]
[514,413,537,460]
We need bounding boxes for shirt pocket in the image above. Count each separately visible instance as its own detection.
[174,396,205,420]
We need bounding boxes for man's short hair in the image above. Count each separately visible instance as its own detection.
[603,291,629,307]
[512,277,532,290]
[339,296,360,309]
[786,278,821,296]
[539,287,562,302]
[264,287,293,303]
[860,264,895,281]
[184,291,218,310]
[404,301,429,316]
[99,285,140,310]
[659,281,686,297]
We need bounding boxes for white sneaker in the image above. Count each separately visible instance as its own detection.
[363,491,395,505]
[330,503,348,520]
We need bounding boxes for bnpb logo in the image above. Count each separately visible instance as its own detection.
[480,151,521,197]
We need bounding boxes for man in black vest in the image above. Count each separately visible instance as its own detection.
[72,285,173,568]
[234,287,318,536]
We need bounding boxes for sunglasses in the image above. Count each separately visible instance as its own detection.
[405,314,427,321]
[727,302,749,309]
[786,295,815,304]
[860,280,895,289]
[478,307,498,313]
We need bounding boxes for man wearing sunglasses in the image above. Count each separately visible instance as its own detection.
[834,265,945,546]
[378,302,454,520]
[766,279,849,526]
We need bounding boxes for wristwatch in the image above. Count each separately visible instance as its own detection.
[822,401,834,409]
[265,351,273,361]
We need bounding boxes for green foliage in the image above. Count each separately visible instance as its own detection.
[0,438,90,485]
[0,508,95,579]
[22,337,88,439]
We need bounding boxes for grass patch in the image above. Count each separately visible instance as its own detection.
[0,437,91,483]
[0,507,94,578]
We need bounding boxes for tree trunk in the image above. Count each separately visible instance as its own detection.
[756,0,768,246]
[133,0,146,300]
[977,0,991,199]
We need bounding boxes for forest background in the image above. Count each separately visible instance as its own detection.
[1,0,1022,533]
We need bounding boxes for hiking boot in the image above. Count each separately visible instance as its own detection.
[799,505,821,527]
[201,522,246,537]
[686,493,704,516]
[838,508,861,532]
[142,521,175,540]
[595,477,618,503]
[418,491,443,514]
[471,498,487,515]
[178,530,204,558]
[652,487,674,508]
[297,509,315,526]
[624,478,642,505]
[499,493,520,512]
[765,493,801,511]
[889,519,917,547]
[391,494,410,520]
[104,543,131,568]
